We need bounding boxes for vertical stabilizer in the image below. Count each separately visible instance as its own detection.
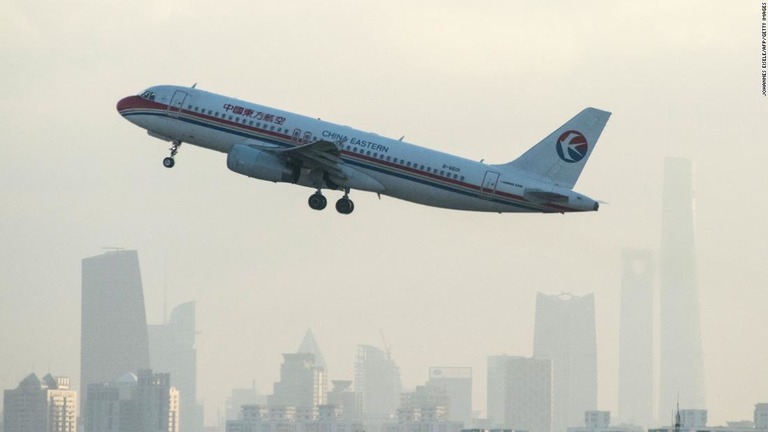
[502,108,611,189]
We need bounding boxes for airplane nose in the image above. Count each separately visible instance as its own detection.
[116,96,138,115]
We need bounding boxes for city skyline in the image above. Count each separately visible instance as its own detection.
[2,1,767,429]
[3,250,764,429]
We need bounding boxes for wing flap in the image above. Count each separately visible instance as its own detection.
[247,139,346,180]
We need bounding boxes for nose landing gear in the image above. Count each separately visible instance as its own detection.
[163,140,182,168]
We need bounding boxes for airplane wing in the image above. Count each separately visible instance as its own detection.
[247,139,347,180]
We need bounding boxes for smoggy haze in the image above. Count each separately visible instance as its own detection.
[1,1,767,427]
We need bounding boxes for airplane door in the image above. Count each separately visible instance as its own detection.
[480,171,500,199]
[168,90,188,118]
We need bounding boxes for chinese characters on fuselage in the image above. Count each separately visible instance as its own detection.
[223,103,286,125]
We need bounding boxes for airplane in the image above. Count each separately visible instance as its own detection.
[116,85,611,215]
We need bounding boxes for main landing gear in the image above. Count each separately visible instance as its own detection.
[308,189,354,214]
[308,192,327,210]
[336,189,354,215]
[163,140,181,168]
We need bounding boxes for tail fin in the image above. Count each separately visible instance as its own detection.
[501,107,611,189]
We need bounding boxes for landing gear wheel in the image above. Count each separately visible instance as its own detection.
[308,193,327,210]
[164,140,181,168]
[335,197,354,215]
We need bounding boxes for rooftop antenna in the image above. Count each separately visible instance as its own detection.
[191,82,197,89]
[674,395,682,432]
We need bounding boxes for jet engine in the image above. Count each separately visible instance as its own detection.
[226,144,299,183]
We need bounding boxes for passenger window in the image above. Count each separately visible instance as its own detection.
[406,161,411,167]
[460,176,465,181]
[419,165,424,170]
[373,153,378,158]
[386,156,391,162]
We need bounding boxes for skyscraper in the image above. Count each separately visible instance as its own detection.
[428,367,472,425]
[81,250,150,409]
[297,329,328,405]
[3,373,77,432]
[618,249,654,426]
[354,345,402,421]
[298,329,327,371]
[534,293,597,432]
[268,353,327,408]
[486,355,552,432]
[659,158,705,414]
[148,301,205,432]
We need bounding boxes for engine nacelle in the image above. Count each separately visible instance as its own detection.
[227,145,299,183]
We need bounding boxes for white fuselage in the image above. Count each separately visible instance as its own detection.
[117,85,599,213]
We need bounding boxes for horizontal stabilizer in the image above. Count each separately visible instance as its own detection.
[525,190,569,203]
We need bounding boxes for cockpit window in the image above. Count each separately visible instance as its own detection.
[139,90,156,101]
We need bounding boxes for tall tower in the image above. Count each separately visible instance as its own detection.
[149,301,205,431]
[618,249,654,426]
[298,328,329,405]
[80,250,150,409]
[354,344,401,420]
[533,293,597,432]
[659,157,706,414]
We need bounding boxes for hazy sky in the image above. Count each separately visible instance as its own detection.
[2,0,767,427]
